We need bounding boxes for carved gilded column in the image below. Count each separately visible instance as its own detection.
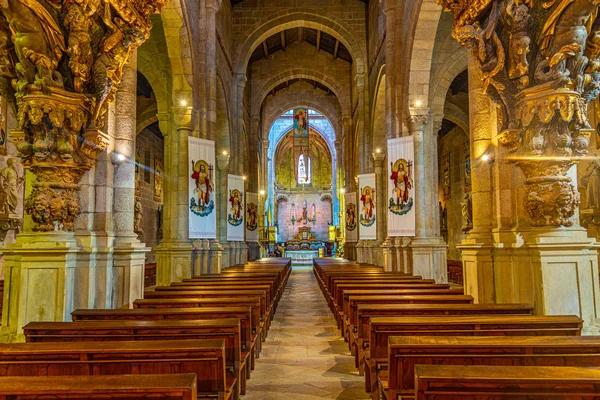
[440,0,600,332]
[0,0,168,341]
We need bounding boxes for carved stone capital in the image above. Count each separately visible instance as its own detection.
[372,152,386,168]
[217,154,230,172]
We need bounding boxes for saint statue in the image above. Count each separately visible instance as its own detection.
[134,196,143,237]
[585,154,600,209]
[461,193,473,232]
[0,158,19,215]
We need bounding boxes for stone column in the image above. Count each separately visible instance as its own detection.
[112,50,148,307]
[407,108,447,282]
[372,151,386,267]
[217,153,230,269]
[456,53,496,303]
[155,107,194,286]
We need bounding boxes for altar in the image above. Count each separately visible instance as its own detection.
[285,227,323,263]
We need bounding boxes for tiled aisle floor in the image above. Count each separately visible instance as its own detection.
[244,267,370,399]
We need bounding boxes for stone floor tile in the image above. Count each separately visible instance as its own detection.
[245,267,370,399]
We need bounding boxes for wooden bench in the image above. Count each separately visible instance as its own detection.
[143,290,269,338]
[351,303,534,369]
[383,335,600,400]
[0,339,235,400]
[339,289,465,331]
[364,315,584,397]
[0,374,198,400]
[71,306,255,371]
[23,319,245,396]
[414,365,600,399]
[447,259,463,285]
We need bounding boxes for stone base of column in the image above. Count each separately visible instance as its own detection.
[239,241,249,265]
[248,242,261,261]
[220,241,231,270]
[208,239,223,274]
[394,237,413,274]
[75,231,115,309]
[356,241,365,263]
[113,237,149,308]
[155,240,194,286]
[369,241,384,267]
[1,232,81,342]
[459,228,600,335]
[409,237,448,282]
[344,242,357,261]
[382,238,394,272]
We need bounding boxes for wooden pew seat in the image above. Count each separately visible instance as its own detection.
[414,365,600,399]
[0,339,236,400]
[383,335,600,400]
[0,374,198,400]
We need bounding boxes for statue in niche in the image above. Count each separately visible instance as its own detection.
[0,158,20,215]
[461,193,473,232]
[134,196,143,238]
[583,154,600,209]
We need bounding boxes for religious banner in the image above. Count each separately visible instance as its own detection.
[345,191,358,242]
[227,174,245,242]
[293,108,309,181]
[188,137,216,239]
[358,173,377,240]
[245,192,259,242]
[387,137,416,237]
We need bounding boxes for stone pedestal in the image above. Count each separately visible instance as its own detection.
[1,233,80,342]
[155,241,194,286]
[409,237,447,283]
[113,239,148,308]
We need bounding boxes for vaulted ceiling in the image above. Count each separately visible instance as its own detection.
[266,78,335,99]
[249,27,353,64]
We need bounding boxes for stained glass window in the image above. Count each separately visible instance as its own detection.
[298,154,311,184]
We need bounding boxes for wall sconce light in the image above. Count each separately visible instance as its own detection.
[340,188,346,194]
[415,100,423,108]
[481,154,494,164]
[260,190,265,196]
[111,152,127,165]
[375,148,381,154]
[222,150,228,156]
[242,175,247,181]
[180,99,188,107]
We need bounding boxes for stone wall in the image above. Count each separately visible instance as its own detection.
[438,126,469,261]
[136,128,165,264]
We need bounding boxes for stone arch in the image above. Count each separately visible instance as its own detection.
[253,69,350,115]
[407,0,444,106]
[160,0,194,105]
[430,51,468,124]
[444,103,469,135]
[371,67,387,151]
[233,12,366,76]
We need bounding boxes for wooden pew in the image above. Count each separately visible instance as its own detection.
[339,289,465,330]
[132,297,264,354]
[414,365,600,399]
[143,290,269,339]
[0,339,235,400]
[383,335,600,400]
[351,303,534,368]
[23,319,245,396]
[71,306,255,371]
[0,374,198,400]
[152,284,274,323]
[363,315,583,397]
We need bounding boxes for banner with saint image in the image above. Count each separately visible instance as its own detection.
[345,191,358,242]
[245,192,259,242]
[293,108,309,181]
[188,137,216,239]
[387,137,416,237]
[358,173,377,240]
[227,175,245,242]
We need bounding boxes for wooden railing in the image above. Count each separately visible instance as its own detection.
[144,264,156,288]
